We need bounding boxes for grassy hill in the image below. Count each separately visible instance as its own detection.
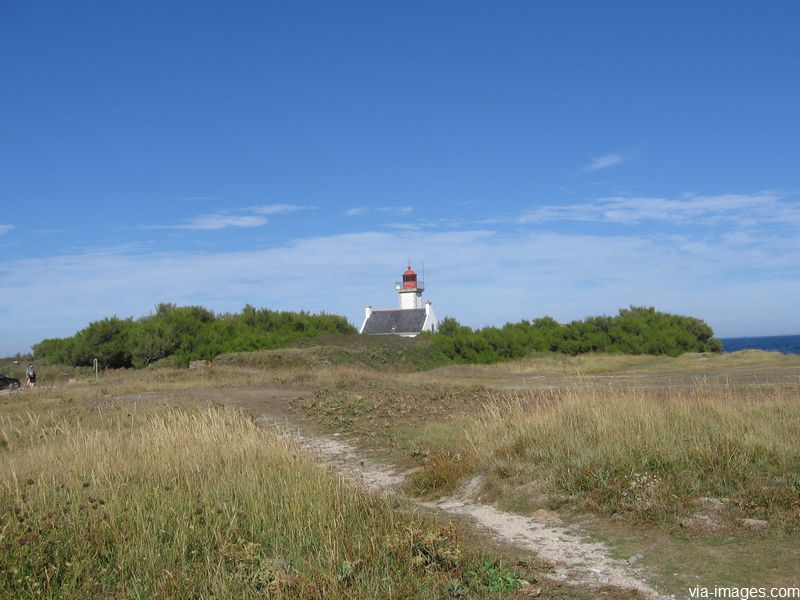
[214,333,451,372]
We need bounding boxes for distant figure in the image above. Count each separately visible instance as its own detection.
[25,364,36,388]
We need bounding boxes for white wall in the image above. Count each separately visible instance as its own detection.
[399,290,422,309]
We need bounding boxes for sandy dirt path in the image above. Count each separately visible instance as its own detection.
[257,414,673,600]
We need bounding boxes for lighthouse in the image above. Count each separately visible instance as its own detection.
[359,263,439,336]
[397,265,424,309]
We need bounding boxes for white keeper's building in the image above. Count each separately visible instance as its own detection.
[359,264,439,337]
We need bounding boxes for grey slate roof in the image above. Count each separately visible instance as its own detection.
[362,309,427,335]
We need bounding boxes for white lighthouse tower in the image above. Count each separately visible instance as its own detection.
[396,265,424,309]
[359,263,439,336]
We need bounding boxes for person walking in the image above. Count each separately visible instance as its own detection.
[25,364,36,388]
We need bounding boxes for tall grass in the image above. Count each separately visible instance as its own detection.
[410,385,800,526]
[1,408,517,598]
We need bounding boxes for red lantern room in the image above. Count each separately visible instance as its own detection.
[402,265,418,289]
[395,262,425,305]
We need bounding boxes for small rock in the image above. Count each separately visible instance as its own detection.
[627,553,644,565]
[679,513,718,531]
[522,587,542,598]
[739,518,769,530]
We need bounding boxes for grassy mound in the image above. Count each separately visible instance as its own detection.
[214,334,451,372]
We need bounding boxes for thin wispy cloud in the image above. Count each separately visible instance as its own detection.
[382,218,454,231]
[584,153,628,172]
[383,223,429,231]
[250,204,309,215]
[380,206,413,214]
[345,206,413,217]
[176,214,269,230]
[160,203,310,230]
[518,192,798,227]
[31,228,77,236]
[0,224,13,235]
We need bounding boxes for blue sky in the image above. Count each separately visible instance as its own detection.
[1,1,799,354]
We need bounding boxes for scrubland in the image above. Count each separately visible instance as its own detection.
[1,346,798,597]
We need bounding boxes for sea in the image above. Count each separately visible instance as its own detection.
[720,334,800,356]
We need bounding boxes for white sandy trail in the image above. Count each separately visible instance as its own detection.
[257,416,672,600]
[422,494,669,599]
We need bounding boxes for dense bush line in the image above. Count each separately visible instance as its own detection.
[33,303,356,368]
[431,306,721,363]
[33,304,720,370]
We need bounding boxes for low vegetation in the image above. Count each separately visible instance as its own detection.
[215,334,451,372]
[406,385,800,530]
[261,348,799,534]
[3,348,798,596]
[28,304,722,375]
[432,306,721,364]
[32,304,355,369]
[0,401,533,599]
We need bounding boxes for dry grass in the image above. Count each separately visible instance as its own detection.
[408,384,800,529]
[0,399,537,599]
[412,350,800,388]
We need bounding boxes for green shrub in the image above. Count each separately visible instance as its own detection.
[33,303,356,369]
[432,306,721,363]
